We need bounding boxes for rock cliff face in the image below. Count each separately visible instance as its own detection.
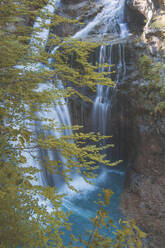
[54,0,102,37]
[118,77,165,247]
[119,0,165,246]
[55,0,165,245]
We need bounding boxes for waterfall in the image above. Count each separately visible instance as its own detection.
[77,0,129,137]
[93,45,112,135]
[22,0,129,192]
[73,0,128,39]
[61,2,129,243]
[71,0,129,137]
[16,0,131,242]
[38,0,129,190]
[20,0,74,191]
[92,43,127,136]
[36,80,72,188]
[30,0,60,53]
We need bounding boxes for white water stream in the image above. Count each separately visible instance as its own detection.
[93,42,127,135]
[17,0,130,242]
[27,0,128,197]
[30,0,129,188]
[73,0,128,39]
[84,0,129,136]
[62,2,129,242]
[20,0,73,195]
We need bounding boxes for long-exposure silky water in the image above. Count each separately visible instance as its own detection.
[92,43,127,136]
[25,0,130,244]
[23,0,73,191]
[62,0,130,245]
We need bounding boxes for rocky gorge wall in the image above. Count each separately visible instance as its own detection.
[62,0,165,246]
[4,0,165,246]
[49,0,165,246]
[117,0,165,247]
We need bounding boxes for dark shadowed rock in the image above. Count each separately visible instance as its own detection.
[54,0,165,246]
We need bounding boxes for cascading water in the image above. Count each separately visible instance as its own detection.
[92,45,113,135]
[90,0,129,137]
[72,0,129,138]
[73,0,129,39]
[30,0,60,53]
[35,80,72,188]
[22,0,130,244]
[93,43,127,136]
[24,0,97,196]
[22,0,74,192]
[61,0,130,245]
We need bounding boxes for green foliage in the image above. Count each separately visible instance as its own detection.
[69,190,146,248]
[152,12,165,45]
[138,55,165,114]
[138,55,153,80]
[0,0,145,247]
[138,11,165,116]
[0,1,115,247]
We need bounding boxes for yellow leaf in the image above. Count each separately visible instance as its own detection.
[103,188,113,206]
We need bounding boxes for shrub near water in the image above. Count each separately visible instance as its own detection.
[0,1,146,247]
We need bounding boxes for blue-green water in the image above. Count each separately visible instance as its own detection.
[61,167,126,246]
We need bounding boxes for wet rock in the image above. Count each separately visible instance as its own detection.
[126,0,156,20]
[54,0,102,37]
[53,22,79,37]
[118,73,165,247]
[143,11,165,56]
[126,0,165,56]
[126,0,164,37]
[55,1,165,246]
[121,169,165,247]
[108,34,165,245]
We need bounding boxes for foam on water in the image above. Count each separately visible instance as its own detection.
[61,169,108,199]
[73,0,127,39]
[20,0,129,224]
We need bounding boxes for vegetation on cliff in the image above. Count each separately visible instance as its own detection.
[0,0,146,247]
